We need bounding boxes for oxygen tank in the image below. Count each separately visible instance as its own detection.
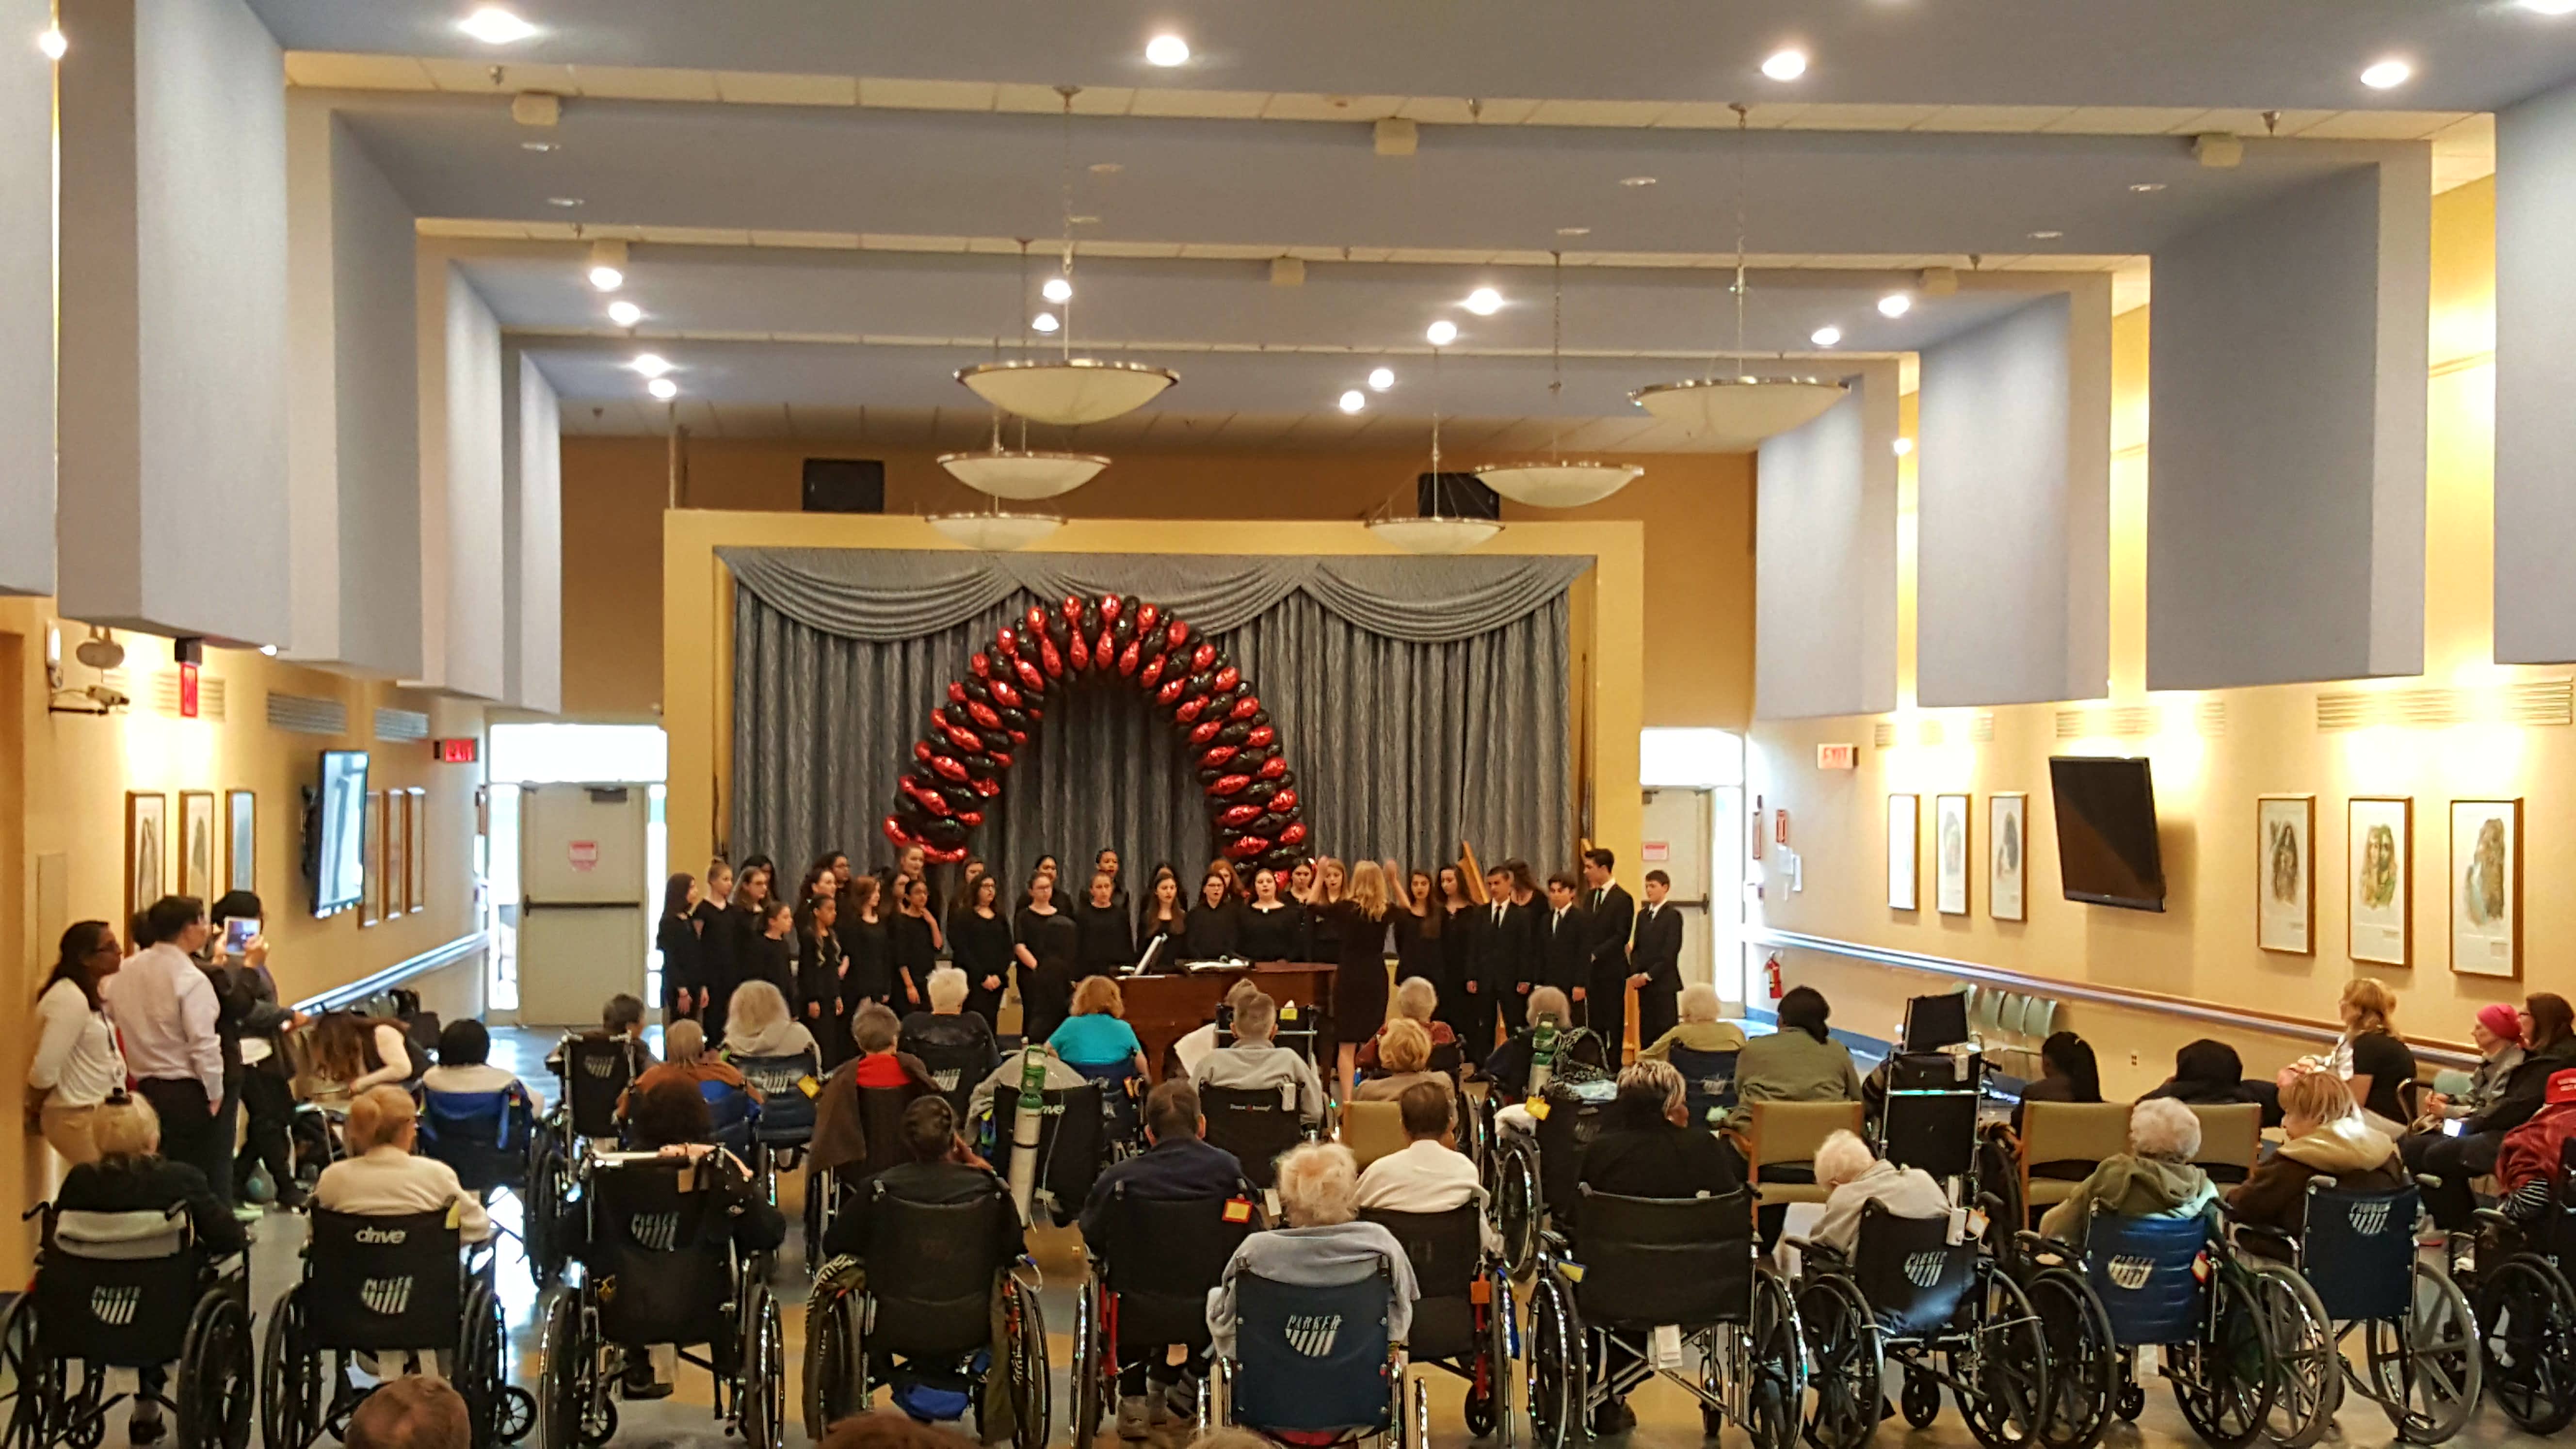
[1006,1046,1051,1222]
[1527,1013,1562,1099]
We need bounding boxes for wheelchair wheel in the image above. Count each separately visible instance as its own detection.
[1464,1270,1516,1446]
[2473,1253,2576,1434]
[60,1368,105,1449]
[525,1140,564,1288]
[2113,1354,2144,1423]
[2249,1265,2342,1449]
[2363,1258,2479,1445]
[1955,1266,2048,1449]
[0,1290,58,1449]
[1523,1271,1582,1449]
[176,1287,254,1449]
[457,1280,510,1449]
[1794,1275,1881,1449]
[2170,1270,2273,1449]
[1069,1279,1113,1449]
[998,1271,1051,1449]
[1748,1270,1804,1449]
[2025,1266,2115,1449]
[739,1282,786,1449]
[802,1263,867,1442]
[259,1288,325,1449]
[1496,1144,1540,1281]
[1902,1372,1942,1430]
[535,1288,610,1449]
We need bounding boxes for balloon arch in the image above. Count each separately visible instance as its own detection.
[883,592,1309,869]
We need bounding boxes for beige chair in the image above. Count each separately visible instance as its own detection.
[2187,1102,2264,1185]
[1338,1099,1411,1173]
[1744,1100,1865,1207]
[2018,1101,2136,1214]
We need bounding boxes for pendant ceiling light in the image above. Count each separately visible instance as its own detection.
[1474,252,1643,508]
[953,87,1175,427]
[1368,331,1501,554]
[1632,104,1845,443]
[927,509,1065,551]
[940,398,1111,499]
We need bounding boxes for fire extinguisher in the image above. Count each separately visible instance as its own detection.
[1763,954,1785,1001]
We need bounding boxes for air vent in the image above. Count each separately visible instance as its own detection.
[2315,679,2573,732]
[2054,705,2160,740]
[1872,721,1895,748]
[1970,713,1996,743]
[149,672,226,720]
[267,692,348,736]
[2198,700,2228,737]
[373,708,430,741]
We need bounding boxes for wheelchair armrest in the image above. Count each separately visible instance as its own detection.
[1781,1236,1849,1270]
[2473,1208,2513,1230]
[2013,1229,2081,1265]
[2230,1221,2297,1254]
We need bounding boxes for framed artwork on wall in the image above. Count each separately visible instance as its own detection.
[226,791,256,895]
[361,791,384,927]
[2348,797,2413,967]
[179,791,217,904]
[1989,793,2027,922]
[2256,795,2315,956]
[1934,793,1971,916]
[407,788,428,913]
[385,790,410,918]
[2450,798,2522,979]
[1886,793,1919,912]
[125,792,167,935]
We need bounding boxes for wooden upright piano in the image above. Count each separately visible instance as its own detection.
[1120,962,1337,1082]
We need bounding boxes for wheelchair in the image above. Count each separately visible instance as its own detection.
[732,1049,821,1201]
[1521,1186,1802,1449]
[0,1201,253,1449]
[528,1036,649,1287]
[1667,1046,1740,1130]
[1211,1261,1425,1449]
[2469,1138,2576,1433]
[803,1175,1048,1449]
[1489,1079,1612,1280]
[1361,1205,1514,1443]
[2073,1211,2274,1449]
[2231,1180,2481,1447]
[260,1210,533,1449]
[532,1151,786,1449]
[909,1037,996,1124]
[1200,1085,1309,1193]
[981,1079,1110,1227]
[806,1081,935,1257]
[1070,1185,1260,1444]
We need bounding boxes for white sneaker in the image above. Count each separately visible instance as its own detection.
[1117,1396,1152,1441]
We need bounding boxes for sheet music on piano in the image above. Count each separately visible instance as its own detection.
[1125,936,1167,977]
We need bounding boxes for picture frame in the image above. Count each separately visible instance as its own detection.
[360,791,384,927]
[1886,793,1919,912]
[407,788,428,913]
[385,790,409,918]
[2255,795,2315,956]
[125,791,167,936]
[2450,798,2523,979]
[2348,797,2414,967]
[1989,793,2027,922]
[226,790,257,895]
[179,791,218,904]
[1934,792,1971,916]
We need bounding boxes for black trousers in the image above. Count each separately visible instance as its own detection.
[2402,1127,2504,1231]
[137,1078,225,1202]
[234,1068,296,1203]
[1636,982,1680,1051]
[1455,984,1498,1067]
[1117,1343,1206,1396]
[1584,970,1629,1065]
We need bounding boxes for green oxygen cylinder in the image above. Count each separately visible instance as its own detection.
[1528,1013,1562,1098]
[1006,1046,1050,1222]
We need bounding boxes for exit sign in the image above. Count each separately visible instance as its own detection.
[1816,742,1859,770]
[432,738,479,765]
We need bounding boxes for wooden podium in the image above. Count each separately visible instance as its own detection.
[1122,962,1337,1082]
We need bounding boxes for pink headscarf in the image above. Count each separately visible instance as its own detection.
[2478,1002,2525,1047]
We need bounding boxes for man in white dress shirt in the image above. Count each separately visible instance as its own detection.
[1355,1080,1498,1250]
[105,896,227,1196]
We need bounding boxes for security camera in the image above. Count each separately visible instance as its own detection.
[84,684,129,711]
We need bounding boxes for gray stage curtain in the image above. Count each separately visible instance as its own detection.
[728,549,1578,886]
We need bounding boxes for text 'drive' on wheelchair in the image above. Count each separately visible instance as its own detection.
[261,1210,532,1449]
[533,1152,786,1449]
[0,1202,252,1449]
[2230,1180,2479,1448]
[1069,1185,1257,1446]
[1523,1186,1804,1449]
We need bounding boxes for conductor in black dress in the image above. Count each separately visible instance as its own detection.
[1539,872,1593,1020]
[1581,847,1637,1061]
[1629,869,1685,1048]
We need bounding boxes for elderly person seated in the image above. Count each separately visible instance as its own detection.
[1806,1129,1948,1256]
[1356,977,1456,1073]
[2421,1003,2526,1127]
[810,1003,940,1182]
[1640,983,1747,1062]
[631,1019,752,1102]
[2227,1070,2404,1255]
[314,1086,493,1243]
[2141,1039,2280,1126]
[1191,990,1325,1127]
[899,965,999,1081]
[2035,1097,2220,1252]
[825,1095,1021,1265]
[1351,1018,1457,1117]
[1048,975,1150,1077]
[1206,1142,1419,1360]
[1173,980,1267,1081]
[1482,986,1609,1103]
[1726,987,1864,1130]
[1357,1081,1497,1254]
[722,979,818,1061]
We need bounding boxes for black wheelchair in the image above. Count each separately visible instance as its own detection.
[981,1079,1109,1228]
[803,1176,1048,1448]
[1067,1060,1148,1155]
[259,1210,533,1449]
[1667,1046,1740,1130]
[733,1049,821,1201]
[2471,1138,2576,1433]
[0,1201,253,1449]
[2078,1211,2274,1449]
[1211,1261,1424,1449]
[528,1035,648,1286]
[1521,1186,1801,1449]
[1068,1186,1258,1443]
[1199,1085,1308,1194]
[1490,1079,1611,1280]
[532,1152,786,1449]
[1364,1205,1516,1444]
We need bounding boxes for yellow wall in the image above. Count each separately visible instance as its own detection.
[564,440,1752,730]
[1748,178,2507,1096]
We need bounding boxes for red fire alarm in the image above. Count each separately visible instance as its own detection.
[432,737,480,765]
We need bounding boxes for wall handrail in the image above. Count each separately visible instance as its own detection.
[293,932,488,1014]
[1748,927,2479,1072]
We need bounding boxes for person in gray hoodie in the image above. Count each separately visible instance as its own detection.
[2037,1098,2220,1251]
[1207,1142,1417,1359]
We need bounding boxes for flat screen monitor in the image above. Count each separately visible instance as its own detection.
[314,750,369,917]
[2049,755,2166,912]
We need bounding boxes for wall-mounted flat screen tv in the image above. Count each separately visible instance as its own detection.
[313,750,369,917]
[2049,755,2166,912]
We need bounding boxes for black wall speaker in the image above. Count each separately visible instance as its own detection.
[803,458,886,513]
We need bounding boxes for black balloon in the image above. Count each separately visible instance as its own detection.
[923,818,968,850]
[961,677,995,707]
[1253,811,1290,836]
[1196,766,1225,788]
[995,706,1032,735]
[1240,779,1280,806]
[1079,600,1102,638]
[1216,721,1251,747]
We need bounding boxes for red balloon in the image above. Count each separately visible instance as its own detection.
[1224,834,1271,859]
[956,810,983,828]
[883,816,921,849]
[941,723,982,755]
[990,677,1022,708]
[997,626,1019,655]
[989,749,1013,768]
[1278,821,1308,848]
[946,681,968,704]
[1210,773,1252,797]
[1229,694,1261,722]
[1061,595,1085,623]
[1024,605,1049,636]
[1098,594,1123,622]
[972,776,1002,798]
[1067,631,1091,672]
[1118,640,1142,676]
[1271,789,1298,812]
[1176,694,1211,724]
[966,701,1001,730]
[1165,620,1190,650]
[1139,655,1168,690]
[1246,725,1275,749]
[1256,756,1287,780]
[1189,719,1224,747]
[924,845,968,865]
[1014,657,1047,695]
[1089,630,1111,670]
[1192,643,1217,672]
[1136,603,1159,637]
[1220,803,1264,828]
[930,755,969,783]
[1039,639,1064,679]
[1156,677,1188,707]
[970,653,992,680]
[913,740,934,762]
[1200,744,1240,771]
[1213,665,1240,693]
[901,778,952,817]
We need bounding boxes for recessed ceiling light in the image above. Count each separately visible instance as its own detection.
[35,26,64,59]
[1810,325,1842,348]
[457,6,539,45]
[1877,293,1911,319]
[521,140,558,153]
[1426,319,1458,346]
[646,377,678,401]
[1031,312,1060,333]
[2360,58,2412,89]
[1144,33,1190,66]
[1368,367,1395,391]
[1892,437,1914,457]
[2524,0,2576,15]
[1761,48,1808,81]
[1464,287,1503,316]
[1041,277,1073,304]
[546,196,584,208]
[587,264,623,292]
[1620,176,1657,188]
[1556,226,1591,237]
[607,300,642,327]
[1338,390,1366,414]
[630,354,673,379]
[2127,182,2165,193]
[1089,162,1123,174]
[2028,229,2064,240]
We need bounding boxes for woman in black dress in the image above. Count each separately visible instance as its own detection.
[657,873,703,1024]
[1183,869,1241,962]
[1073,870,1136,975]
[1136,869,1187,965]
[716,857,773,1045]
[795,893,848,1065]
[1436,864,1477,1043]
[741,900,796,999]
[947,873,1015,1029]
[1394,868,1445,989]
[1238,866,1308,962]
[889,876,943,1012]
[1014,871,1080,1044]
[841,875,892,1013]
[692,860,736,1034]
[1016,853,1061,914]
[1305,856,1348,971]
[1319,860,1399,1097]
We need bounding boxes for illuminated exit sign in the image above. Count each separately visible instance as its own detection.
[1816,743,1859,771]
[432,738,480,764]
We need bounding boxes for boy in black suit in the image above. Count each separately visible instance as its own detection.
[1464,866,1523,1059]
[1629,868,1684,1047]
[1540,872,1593,1021]
[1581,847,1637,1060]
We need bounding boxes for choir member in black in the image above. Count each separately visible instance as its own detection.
[1304,857,1347,968]
[1239,866,1308,962]
[892,842,942,923]
[795,893,848,1066]
[1629,869,1685,1048]
[1136,869,1187,965]
[1074,870,1136,974]
[658,873,704,1023]
[1183,870,1242,961]
[1094,849,1129,916]
[947,873,1014,1029]
[716,858,774,1044]
[1014,872,1080,1044]
[841,876,893,1011]
[1395,868,1446,990]
[1507,859,1546,1019]
[1205,858,1246,902]
[889,876,942,1011]
[1470,865,1533,1051]
[742,899,797,998]
[1435,865,1477,1046]
[1538,873,1593,1018]
[1580,847,1638,1061]
[1016,854,1061,914]
[692,860,736,1023]
[1318,861,1399,1097]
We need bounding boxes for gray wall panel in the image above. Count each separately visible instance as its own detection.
[1755,361,1900,720]
[500,348,562,713]
[2497,80,2576,664]
[427,262,506,700]
[0,0,53,596]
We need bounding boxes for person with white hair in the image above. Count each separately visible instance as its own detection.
[1206,1142,1418,1358]
[1481,985,1610,1102]
[722,978,817,1059]
[898,964,999,1080]
[1191,989,1325,1126]
[1806,1130,1948,1255]
[1640,983,1749,1062]
[1356,976,1456,1072]
[2036,1097,2220,1251]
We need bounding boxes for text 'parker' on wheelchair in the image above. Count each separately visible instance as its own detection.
[260,1210,532,1449]
[1211,1262,1426,1449]
[1523,1185,1803,1449]
[0,1201,253,1449]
